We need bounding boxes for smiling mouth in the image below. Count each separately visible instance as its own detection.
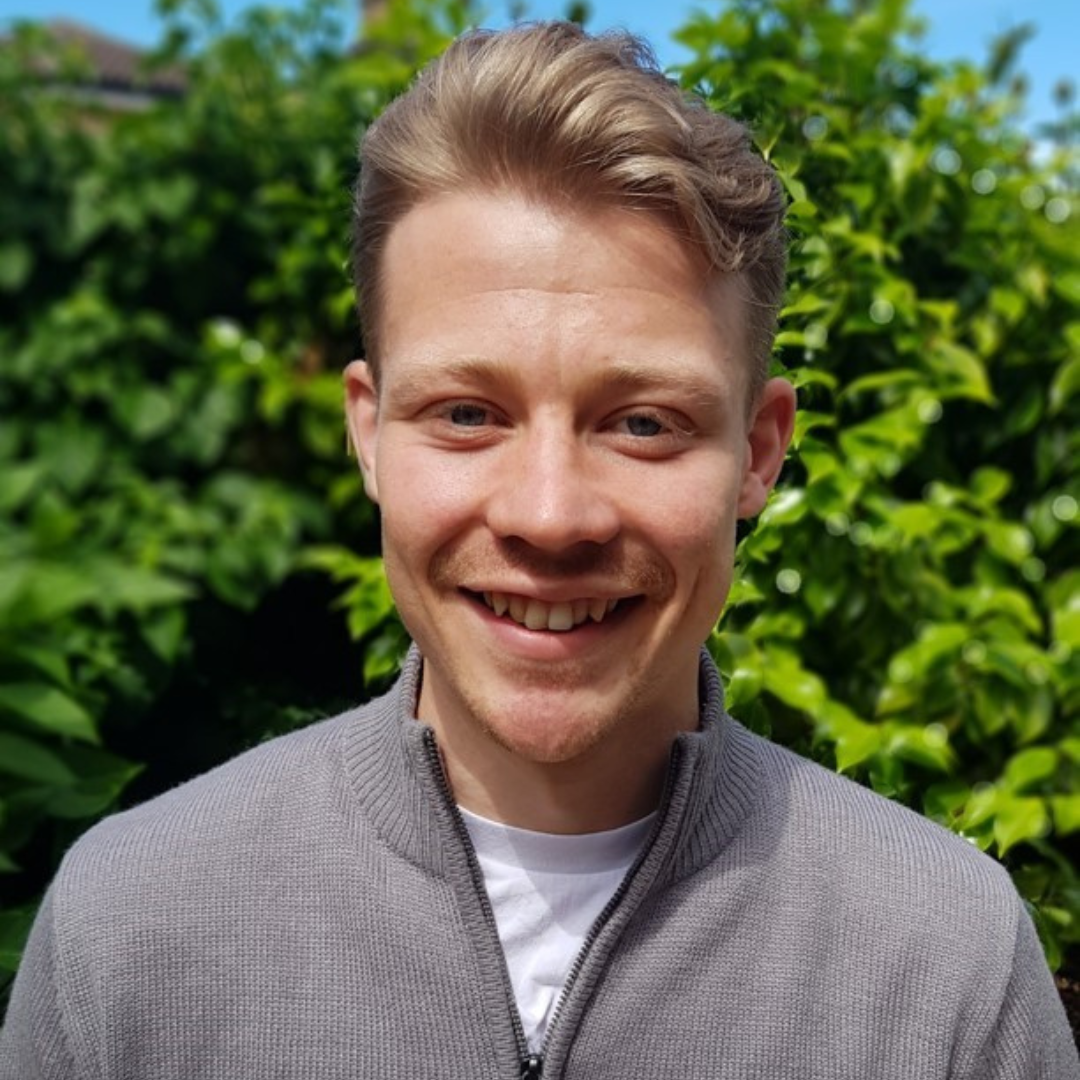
[467,590,630,633]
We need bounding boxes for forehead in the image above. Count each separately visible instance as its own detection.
[377,190,749,393]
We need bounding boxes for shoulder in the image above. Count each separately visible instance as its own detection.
[703,725,1067,1064]
[51,694,388,910]
[730,723,1021,925]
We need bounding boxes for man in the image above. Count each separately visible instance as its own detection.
[2,21,1076,1080]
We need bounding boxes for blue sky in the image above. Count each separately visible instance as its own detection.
[5,0,1077,128]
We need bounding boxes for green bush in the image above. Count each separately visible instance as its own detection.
[0,0,1076,998]
[678,0,1080,967]
[0,0,471,993]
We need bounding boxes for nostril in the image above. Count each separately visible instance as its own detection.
[488,492,621,550]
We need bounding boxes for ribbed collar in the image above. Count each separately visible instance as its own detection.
[340,645,762,886]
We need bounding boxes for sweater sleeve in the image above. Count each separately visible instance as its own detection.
[0,889,81,1080]
[962,901,1079,1080]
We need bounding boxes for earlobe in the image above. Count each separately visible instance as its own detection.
[737,377,797,518]
[343,359,381,504]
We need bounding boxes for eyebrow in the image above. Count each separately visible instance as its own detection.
[381,355,517,410]
[600,361,733,412]
[384,353,735,414]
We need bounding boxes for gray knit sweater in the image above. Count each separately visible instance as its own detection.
[2,650,1076,1079]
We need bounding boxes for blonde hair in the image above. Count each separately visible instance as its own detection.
[353,21,786,397]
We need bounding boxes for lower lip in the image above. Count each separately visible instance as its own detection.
[465,594,634,661]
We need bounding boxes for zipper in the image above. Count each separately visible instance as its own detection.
[520,1054,543,1079]
[423,730,684,1080]
[422,731,537,1077]
[538,743,683,1056]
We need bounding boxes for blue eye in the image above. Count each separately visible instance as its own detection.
[448,403,490,426]
[624,414,664,437]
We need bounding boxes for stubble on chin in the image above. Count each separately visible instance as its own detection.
[412,538,687,765]
[418,608,672,768]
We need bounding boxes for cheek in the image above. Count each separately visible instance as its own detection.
[376,447,481,542]
[667,511,737,578]
[636,464,741,562]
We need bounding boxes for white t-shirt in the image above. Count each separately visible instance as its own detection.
[460,806,656,1053]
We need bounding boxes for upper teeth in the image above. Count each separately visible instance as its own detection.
[483,592,620,632]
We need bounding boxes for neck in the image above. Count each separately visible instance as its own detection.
[443,740,671,834]
[421,695,688,834]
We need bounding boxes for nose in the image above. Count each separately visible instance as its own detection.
[486,427,620,552]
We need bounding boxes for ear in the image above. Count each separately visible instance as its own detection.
[344,359,381,504]
[737,377,797,518]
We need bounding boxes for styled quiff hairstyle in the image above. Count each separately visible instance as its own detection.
[353,21,786,398]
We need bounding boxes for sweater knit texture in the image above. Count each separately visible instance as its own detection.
[2,649,1077,1079]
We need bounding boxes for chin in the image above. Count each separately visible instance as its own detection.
[472,692,615,766]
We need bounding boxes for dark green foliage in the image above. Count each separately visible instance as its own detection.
[0,0,1076,1001]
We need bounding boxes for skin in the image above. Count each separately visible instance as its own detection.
[345,190,795,833]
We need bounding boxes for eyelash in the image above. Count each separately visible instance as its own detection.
[612,411,669,438]
[445,402,497,427]
[430,401,693,448]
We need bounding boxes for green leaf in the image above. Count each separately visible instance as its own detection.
[885,623,968,685]
[724,576,765,608]
[1053,606,1080,650]
[923,780,971,825]
[792,411,834,447]
[960,585,1042,636]
[989,287,1026,325]
[819,702,882,772]
[0,683,98,743]
[927,340,994,404]
[360,620,409,686]
[1052,272,1080,305]
[46,769,142,819]
[725,666,764,708]
[0,461,46,512]
[141,607,188,664]
[115,386,179,442]
[1050,795,1080,836]
[0,906,37,974]
[788,367,839,392]
[884,722,955,773]
[0,561,99,628]
[143,175,197,221]
[992,795,1050,855]
[43,745,142,819]
[1002,748,1058,794]
[759,487,807,527]
[983,522,1034,565]
[888,503,941,541]
[780,292,832,319]
[1049,355,1080,415]
[306,549,398,640]
[87,560,194,614]
[761,648,827,713]
[969,467,1011,505]
[841,370,923,399]
[959,786,1000,831]
[0,733,76,784]
[0,241,32,291]
[3,642,72,688]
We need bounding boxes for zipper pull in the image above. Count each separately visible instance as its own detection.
[520,1054,543,1079]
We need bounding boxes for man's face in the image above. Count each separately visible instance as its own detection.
[346,190,792,772]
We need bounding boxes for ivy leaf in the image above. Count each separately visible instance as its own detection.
[1001,748,1058,794]
[992,795,1050,856]
[1050,795,1080,836]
